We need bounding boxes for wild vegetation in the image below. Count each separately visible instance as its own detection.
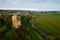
[0,10,60,40]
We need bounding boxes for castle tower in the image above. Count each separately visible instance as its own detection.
[12,14,21,29]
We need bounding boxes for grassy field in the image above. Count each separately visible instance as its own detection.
[32,15,60,40]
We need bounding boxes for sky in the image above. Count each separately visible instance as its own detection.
[0,0,60,11]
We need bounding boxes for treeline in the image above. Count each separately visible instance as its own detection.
[0,10,60,15]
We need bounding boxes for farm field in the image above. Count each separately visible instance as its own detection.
[32,15,60,40]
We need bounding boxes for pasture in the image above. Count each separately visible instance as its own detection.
[32,14,60,40]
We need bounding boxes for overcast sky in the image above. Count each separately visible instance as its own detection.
[0,0,60,11]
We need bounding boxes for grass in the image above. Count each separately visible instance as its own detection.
[21,16,44,40]
[32,15,60,40]
[0,14,60,40]
[26,26,44,40]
